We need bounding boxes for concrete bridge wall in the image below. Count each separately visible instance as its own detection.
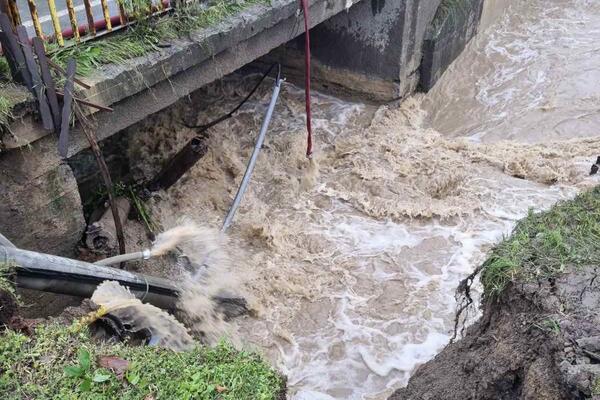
[0,0,507,255]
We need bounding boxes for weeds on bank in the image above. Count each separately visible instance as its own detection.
[0,58,14,133]
[85,181,159,233]
[48,0,270,75]
[481,186,600,297]
[0,95,12,132]
[0,64,32,137]
[0,322,284,399]
[0,56,10,80]
[532,317,561,336]
[0,262,17,301]
[593,376,600,396]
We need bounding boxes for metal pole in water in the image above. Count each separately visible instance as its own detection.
[221,76,283,232]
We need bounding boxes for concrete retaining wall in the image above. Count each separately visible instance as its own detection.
[0,139,85,256]
[419,0,485,91]
[265,0,493,100]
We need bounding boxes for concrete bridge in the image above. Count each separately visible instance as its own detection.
[0,0,499,255]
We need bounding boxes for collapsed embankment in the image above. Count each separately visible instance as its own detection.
[390,187,600,400]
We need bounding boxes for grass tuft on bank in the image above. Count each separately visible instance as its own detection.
[481,186,600,297]
[0,262,17,300]
[0,65,32,136]
[0,322,284,399]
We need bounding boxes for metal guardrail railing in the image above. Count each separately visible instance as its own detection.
[0,0,170,47]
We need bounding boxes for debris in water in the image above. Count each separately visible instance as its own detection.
[590,156,600,175]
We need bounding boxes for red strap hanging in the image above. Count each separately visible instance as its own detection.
[299,0,313,158]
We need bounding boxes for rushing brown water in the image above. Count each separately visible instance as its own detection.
[124,0,600,398]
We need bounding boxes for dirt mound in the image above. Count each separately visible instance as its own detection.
[389,265,600,399]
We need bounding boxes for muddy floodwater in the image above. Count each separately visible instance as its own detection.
[125,0,600,398]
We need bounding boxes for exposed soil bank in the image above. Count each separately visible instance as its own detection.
[390,188,600,400]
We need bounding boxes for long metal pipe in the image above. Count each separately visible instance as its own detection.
[0,246,178,309]
[0,232,15,248]
[221,77,283,232]
[94,250,150,266]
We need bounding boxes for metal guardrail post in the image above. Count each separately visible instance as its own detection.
[26,0,44,38]
[1,0,195,49]
[82,0,96,36]
[65,0,80,41]
[118,0,128,26]
[6,0,21,26]
[46,0,64,46]
[100,0,113,31]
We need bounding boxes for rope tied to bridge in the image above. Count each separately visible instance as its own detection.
[299,0,313,158]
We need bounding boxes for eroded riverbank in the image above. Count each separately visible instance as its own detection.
[114,0,600,397]
[6,0,594,398]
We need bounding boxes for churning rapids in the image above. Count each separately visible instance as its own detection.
[121,0,600,398]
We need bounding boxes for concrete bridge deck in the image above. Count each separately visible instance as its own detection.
[6,0,366,152]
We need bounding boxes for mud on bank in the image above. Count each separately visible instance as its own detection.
[390,187,600,400]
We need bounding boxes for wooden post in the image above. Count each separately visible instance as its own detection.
[73,102,127,259]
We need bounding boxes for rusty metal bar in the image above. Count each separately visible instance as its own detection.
[46,0,63,46]
[47,58,91,89]
[100,0,112,31]
[56,91,114,112]
[118,0,127,26]
[7,0,21,26]
[26,0,44,38]
[82,0,95,36]
[65,0,80,42]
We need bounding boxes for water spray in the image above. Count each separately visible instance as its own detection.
[95,68,284,268]
[94,224,207,266]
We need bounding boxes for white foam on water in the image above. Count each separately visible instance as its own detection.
[125,0,600,397]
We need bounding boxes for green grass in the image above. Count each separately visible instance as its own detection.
[0,56,10,81]
[0,262,17,301]
[83,181,159,232]
[481,186,600,297]
[593,376,600,396]
[0,322,285,399]
[49,0,270,75]
[0,81,31,136]
[0,95,12,133]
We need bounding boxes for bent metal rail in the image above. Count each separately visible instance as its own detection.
[0,0,171,47]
